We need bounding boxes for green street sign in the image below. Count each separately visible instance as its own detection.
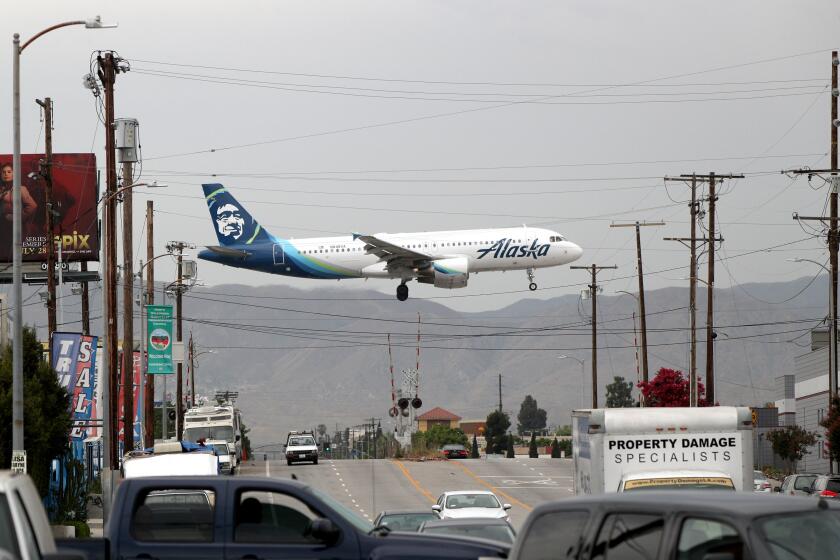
[147,305,174,374]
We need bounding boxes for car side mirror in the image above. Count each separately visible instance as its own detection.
[308,518,340,545]
[503,504,512,510]
[432,505,442,512]
[802,487,813,494]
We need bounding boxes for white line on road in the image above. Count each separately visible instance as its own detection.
[265,460,270,477]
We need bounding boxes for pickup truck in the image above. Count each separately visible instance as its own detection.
[506,490,839,560]
[0,470,81,560]
[57,476,509,560]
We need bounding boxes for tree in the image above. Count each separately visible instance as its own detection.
[413,424,467,451]
[767,425,817,471]
[471,433,479,458]
[240,422,253,460]
[517,395,547,434]
[317,424,327,437]
[551,437,561,458]
[821,396,840,469]
[506,435,515,458]
[556,425,572,436]
[528,433,538,458]
[606,376,635,408]
[637,367,709,407]
[485,410,511,454]
[0,327,73,497]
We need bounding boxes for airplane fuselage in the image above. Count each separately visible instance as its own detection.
[198,226,581,281]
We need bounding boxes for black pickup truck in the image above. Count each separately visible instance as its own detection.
[58,476,509,560]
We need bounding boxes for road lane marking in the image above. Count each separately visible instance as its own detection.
[453,461,532,512]
[392,460,436,503]
[265,460,270,477]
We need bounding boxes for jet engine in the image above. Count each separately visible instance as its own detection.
[418,257,469,289]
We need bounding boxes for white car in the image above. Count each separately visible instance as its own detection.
[753,470,772,492]
[432,491,511,521]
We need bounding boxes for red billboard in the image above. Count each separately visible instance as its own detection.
[0,153,98,263]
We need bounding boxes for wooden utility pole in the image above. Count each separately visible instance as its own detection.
[36,98,56,351]
[121,160,134,451]
[176,245,185,439]
[609,221,664,386]
[787,51,840,472]
[189,333,195,408]
[665,173,742,405]
[81,262,90,334]
[498,373,502,412]
[144,201,154,448]
[97,51,120,470]
[571,264,617,408]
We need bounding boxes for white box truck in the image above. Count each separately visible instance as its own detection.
[572,406,754,494]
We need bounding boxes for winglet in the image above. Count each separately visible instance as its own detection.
[352,232,363,241]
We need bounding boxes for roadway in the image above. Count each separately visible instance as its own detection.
[239,456,574,529]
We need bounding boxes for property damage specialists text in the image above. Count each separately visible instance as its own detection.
[608,437,737,464]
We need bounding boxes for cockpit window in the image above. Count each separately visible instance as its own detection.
[549,235,565,242]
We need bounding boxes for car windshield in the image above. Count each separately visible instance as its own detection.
[443,445,465,450]
[424,524,515,544]
[754,471,767,480]
[757,511,840,560]
[184,426,234,442]
[289,437,316,446]
[623,477,735,491]
[378,513,438,531]
[446,494,500,509]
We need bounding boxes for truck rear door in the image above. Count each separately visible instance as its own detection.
[116,480,226,560]
[223,483,359,560]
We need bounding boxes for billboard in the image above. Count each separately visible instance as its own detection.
[51,332,99,461]
[0,153,98,263]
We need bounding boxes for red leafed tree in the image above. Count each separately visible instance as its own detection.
[637,368,710,407]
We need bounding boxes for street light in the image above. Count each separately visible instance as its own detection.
[190,348,217,407]
[616,291,642,404]
[11,15,116,467]
[558,355,586,409]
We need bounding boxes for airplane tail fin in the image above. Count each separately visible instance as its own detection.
[202,184,272,246]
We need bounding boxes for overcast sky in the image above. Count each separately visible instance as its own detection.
[4,1,840,313]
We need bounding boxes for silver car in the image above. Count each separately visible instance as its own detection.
[777,473,818,496]
[753,470,771,492]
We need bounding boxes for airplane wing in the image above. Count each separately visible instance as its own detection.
[353,233,430,269]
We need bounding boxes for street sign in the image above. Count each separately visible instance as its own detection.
[11,450,26,473]
[146,305,174,374]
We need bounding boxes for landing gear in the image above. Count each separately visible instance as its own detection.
[396,283,409,301]
[527,268,537,291]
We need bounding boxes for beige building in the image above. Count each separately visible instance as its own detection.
[416,407,461,431]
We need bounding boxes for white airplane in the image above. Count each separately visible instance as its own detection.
[197,184,583,301]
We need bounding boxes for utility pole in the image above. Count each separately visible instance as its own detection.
[571,264,618,408]
[665,173,742,405]
[144,201,154,448]
[97,51,120,513]
[609,221,664,386]
[121,160,134,452]
[36,98,56,352]
[189,333,195,408]
[166,241,190,439]
[81,261,90,335]
[498,373,502,412]
[788,50,840,473]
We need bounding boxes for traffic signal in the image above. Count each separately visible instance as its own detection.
[398,397,409,410]
[167,409,176,422]
[411,397,422,409]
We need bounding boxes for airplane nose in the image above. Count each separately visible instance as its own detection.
[567,242,583,262]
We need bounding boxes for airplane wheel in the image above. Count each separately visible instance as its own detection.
[529,283,538,291]
[396,284,409,301]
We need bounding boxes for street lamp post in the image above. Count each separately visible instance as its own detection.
[11,16,117,467]
[558,355,586,409]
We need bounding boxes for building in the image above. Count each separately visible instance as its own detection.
[459,420,487,436]
[786,329,834,473]
[416,407,461,431]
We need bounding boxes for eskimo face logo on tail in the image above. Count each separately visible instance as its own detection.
[476,238,549,260]
[215,203,245,240]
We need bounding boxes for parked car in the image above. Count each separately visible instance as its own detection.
[809,475,840,498]
[433,491,511,521]
[506,490,840,560]
[778,473,819,496]
[754,470,772,492]
[207,439,235,475]
[57,476,509,560]
[373,509,440,531]
[442,444,469,459]
[419,518,516,544]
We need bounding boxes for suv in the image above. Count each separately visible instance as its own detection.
[778,473,819,496]
[285,431,319,465]
[809,475,840,498]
